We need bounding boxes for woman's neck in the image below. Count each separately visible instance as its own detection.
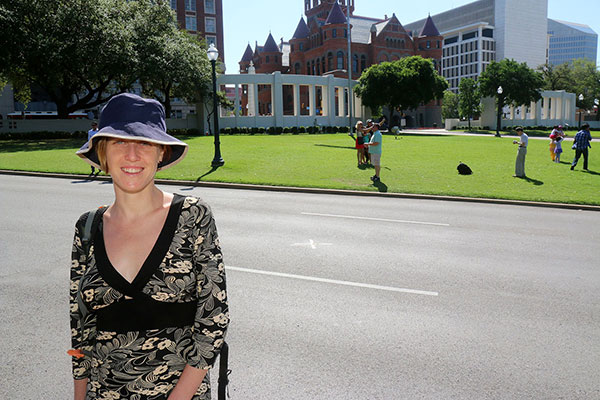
[111,185,168,221]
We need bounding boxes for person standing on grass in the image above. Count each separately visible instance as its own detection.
[554,135,564,163]
[549,125,564,161]
[355,121,366,166]
[87,121,99,175]
[571,123,592,171]
[364,122,383,182]
[512,127,528,178]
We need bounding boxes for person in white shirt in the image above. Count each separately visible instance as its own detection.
[512,127,528,178]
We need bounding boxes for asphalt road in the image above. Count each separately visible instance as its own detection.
[1,174,599,400]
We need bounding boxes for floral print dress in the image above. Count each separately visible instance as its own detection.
[70,195,229,400]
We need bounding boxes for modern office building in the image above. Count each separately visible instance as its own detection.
[170,0,224,62]
[547,19,598,66]
[404,0,548,92]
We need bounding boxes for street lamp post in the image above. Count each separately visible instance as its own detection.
[495,86,503,137]
[577,94,585,130]
[207,43,224,167]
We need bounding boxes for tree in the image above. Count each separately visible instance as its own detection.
[457,78,481,131]
[0,0,193,118]
[538,63,573,91]
[139,30,212,117]
[478,59,544,131]
[442,90,459,120]
[569,60,600,118]
[354,56,448,125]
[538,60,600,121]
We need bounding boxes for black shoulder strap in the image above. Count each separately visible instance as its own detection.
[218,341,231,400]
[77,208,103,319]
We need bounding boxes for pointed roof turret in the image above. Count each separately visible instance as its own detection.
[325,1,347,25]
[292,17,310,39]
[419,15,440,37]
[263,33,280,52]
[240,44,254,62]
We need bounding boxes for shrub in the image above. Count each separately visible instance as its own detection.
[298,126,306,133]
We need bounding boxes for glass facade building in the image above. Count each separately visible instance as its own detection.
[548,19,598,66]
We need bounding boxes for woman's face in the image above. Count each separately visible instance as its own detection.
[105,138,164,194]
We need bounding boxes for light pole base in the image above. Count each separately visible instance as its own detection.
[495,132,502,137]
[211,158,225,167]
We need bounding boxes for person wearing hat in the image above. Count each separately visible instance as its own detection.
[70,93,229,400]
[87,121,99,175]
[512,127,528,178]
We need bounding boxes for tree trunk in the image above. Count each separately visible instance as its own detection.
[468,116,471,131]
[56,99,70,119]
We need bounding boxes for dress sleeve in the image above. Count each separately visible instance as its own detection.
[186,202,229,370]
[69,217,96,379]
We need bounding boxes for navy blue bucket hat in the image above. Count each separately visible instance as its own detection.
[76,93,188,171]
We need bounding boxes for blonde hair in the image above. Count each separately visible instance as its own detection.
[94,137,172,173]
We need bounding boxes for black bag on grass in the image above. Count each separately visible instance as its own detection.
[457,162,472,175]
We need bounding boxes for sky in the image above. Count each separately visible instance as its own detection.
[221,0,600,73]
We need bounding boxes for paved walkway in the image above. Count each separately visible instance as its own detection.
[395,128,598,141]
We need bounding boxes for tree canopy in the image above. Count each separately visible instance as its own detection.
[442,90,459,120]
[457,78,481,131]
[0,0,212,118]
[354,56,447,123]
[478,59,544,109]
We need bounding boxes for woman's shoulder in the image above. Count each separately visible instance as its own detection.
[178,195,213,214]
[74,206,108,230]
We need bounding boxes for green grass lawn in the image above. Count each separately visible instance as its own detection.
[1,133,598,205]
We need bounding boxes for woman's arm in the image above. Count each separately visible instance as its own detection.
[167,365,208,400]
[69,216,96,398]
[171,200,229,398]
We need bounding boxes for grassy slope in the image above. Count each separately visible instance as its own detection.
[0,134,598,205]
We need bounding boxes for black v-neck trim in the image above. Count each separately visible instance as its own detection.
[95,194,185,298]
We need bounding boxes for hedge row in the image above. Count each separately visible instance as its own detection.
[219,126,349,135]
[0,126,350,141]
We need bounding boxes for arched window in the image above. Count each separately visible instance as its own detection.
[307,62,311,75]
[321,57,325,74]
[311,59,315,75]
[316,60,320,75]
[295,63,301,74]
[360,55,366,71]
[327,52,333,71]
[337,51,344,69]
[353,54,358,74]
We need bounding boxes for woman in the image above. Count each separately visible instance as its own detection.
[355,121,366,166]
[69,93,229,400]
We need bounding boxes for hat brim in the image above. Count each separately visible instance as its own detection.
[76,123,188,171]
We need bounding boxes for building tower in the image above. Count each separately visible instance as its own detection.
[304,0,354,20]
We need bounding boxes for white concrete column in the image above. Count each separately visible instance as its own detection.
[542,96,549,120]
[327,75,336,124]
[309,85,315,117]
[294,84,300,117]
[234,84,240,126]
[337,87,344,117]
[273,72,283,126]
[555,97,562,120]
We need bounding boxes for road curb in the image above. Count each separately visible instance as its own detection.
[2,169,599,212]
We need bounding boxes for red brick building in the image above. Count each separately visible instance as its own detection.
[239,0,442,79]
[171,0,225,62]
